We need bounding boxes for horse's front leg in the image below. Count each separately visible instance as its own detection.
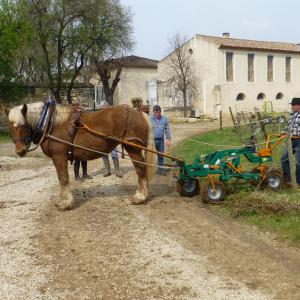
[52,155,74,210]
[125,148,149,204]
[133,175,149,204]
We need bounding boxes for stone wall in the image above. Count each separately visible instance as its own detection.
[0,85,94,132]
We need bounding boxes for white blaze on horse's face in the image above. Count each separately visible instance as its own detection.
[6,105,30,157]
[8,122,31,157]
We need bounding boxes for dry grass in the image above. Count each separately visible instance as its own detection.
[224,192,300,217]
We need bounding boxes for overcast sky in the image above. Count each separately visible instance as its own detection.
[121,0,300,60]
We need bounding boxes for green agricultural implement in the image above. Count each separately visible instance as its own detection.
[175,133,287,204]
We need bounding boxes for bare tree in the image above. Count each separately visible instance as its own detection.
[89,0,133,106]
[166,33,197,117]
[92,56,124,105]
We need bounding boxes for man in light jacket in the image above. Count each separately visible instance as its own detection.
[151,105,171,175]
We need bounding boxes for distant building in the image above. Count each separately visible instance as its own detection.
[84,55,158,108]
[158,33,300,118]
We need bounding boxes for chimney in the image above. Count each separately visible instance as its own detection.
[222,32,230,38]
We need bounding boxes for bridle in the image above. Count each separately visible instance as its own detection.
[12,98,56,153]
[11,126,32,147]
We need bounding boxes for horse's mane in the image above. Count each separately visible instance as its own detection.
[8,102,71,127]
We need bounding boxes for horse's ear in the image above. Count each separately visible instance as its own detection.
[21,104,27,117]
[4,107,10,117]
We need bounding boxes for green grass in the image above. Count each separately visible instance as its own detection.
[0,132,10,143]
[171,124,300,243]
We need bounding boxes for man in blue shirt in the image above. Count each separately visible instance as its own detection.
[151,105,171,175]
[281,97,300,186]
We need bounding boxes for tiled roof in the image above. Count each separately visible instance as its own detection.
[197,34,300,53]
[113,55,158,68]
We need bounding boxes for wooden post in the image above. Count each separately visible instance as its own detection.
[229,106,237,132]
[286,137,297,190]
[256,111,268,141]
[229,107,243,143]
[219,110,222,131]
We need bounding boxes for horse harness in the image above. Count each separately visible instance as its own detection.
[27,101,148,160]
[22,97,56,152]
[67,105,147,161]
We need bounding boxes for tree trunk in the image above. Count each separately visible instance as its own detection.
[66,89,72,104]
[183,89,187,117]
[105,91,114,106]
[53,90,61,103]
[94,58,123,107]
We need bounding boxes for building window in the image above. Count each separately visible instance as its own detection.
[267,55,273,82]
[257,93,266,101]
[236,93,246,101]
[226,52,233,82]
[276,92,284,100]
[285,56,291,82]
[94,85,106,105]
[247,53,255,82]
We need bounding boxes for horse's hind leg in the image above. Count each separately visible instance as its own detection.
[125,147,149,204]
[52,156,74,210]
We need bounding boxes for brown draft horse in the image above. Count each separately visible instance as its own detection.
[5,101,156,210]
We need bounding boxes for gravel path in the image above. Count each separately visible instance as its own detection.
[0,123,299,299]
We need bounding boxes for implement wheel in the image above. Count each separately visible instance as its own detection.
[201,182,225,204]
[264,168,284,191]
[176,178,200,197]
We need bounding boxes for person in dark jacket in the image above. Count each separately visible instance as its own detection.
[281,97,300,186]
[150,105,171,175]
[73,160,92,181]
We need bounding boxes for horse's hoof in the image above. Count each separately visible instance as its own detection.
[132,192,147,205]
[55,202,73,211]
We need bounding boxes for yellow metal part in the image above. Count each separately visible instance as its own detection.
[209,165,219,169]
[208,175,216,192]
[258,133,287,157]
[227,161,242,173]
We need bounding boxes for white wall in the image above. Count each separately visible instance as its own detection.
[157,34,300,118]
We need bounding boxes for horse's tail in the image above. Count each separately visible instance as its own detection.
[142,112,156,181]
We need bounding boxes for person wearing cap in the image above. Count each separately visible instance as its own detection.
[99,100,122,178]
[151,105,171,175]
[281,97,300,186]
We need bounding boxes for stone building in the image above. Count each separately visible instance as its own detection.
[158,33,300,119]
[87,55,158,108]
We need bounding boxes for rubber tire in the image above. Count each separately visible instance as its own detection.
[264,168,284,191]
[176,178,200,197]
[201,182,225,204]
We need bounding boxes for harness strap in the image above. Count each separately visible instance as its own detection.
[67,103,82,164]
[79,122,183,162]
[27,100,56,152]
[124,136,146,146]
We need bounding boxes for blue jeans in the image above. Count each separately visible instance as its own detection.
[281,139,300,185]
[154,138,164,171]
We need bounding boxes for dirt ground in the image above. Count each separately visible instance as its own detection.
[0,122,300,300]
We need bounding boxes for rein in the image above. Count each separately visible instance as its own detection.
[79,122,183,162]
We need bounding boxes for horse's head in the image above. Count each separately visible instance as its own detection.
[5,104,32,157]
